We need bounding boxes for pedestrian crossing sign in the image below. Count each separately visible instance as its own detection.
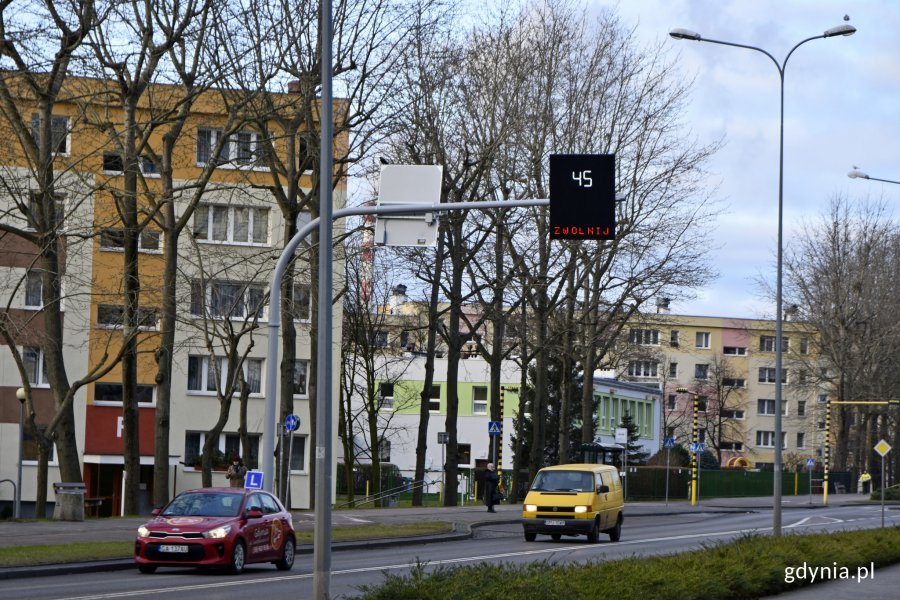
[488,421,502,436]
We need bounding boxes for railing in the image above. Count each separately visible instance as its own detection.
[334,478,439,509]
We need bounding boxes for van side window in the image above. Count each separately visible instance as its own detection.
[609,470,622,490]
[595,474,604,490]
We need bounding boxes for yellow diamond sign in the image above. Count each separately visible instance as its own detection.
[874,439,892,457]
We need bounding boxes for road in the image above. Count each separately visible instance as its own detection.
[7,503,899,600]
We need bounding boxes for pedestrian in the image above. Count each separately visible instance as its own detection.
[859,470,872,494]
[226,455,248,488]
[484,463,500,513]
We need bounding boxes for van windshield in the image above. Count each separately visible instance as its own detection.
[530,470,595,492]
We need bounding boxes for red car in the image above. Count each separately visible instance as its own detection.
[134,487,295,574]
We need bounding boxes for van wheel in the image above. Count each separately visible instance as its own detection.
[586,517,600,543]
[551,534,561,541]
[607,516,622,542]
[524,532,536,542]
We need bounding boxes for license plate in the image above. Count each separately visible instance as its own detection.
[544,519,565,526]
[158,544,189,553]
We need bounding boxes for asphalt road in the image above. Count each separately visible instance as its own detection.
[5,503,899,600]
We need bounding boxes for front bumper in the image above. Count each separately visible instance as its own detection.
[134,537,234,567]
[522,516,595,536]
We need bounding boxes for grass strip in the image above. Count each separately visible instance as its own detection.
[353,527,900,600]
[0,521,453,568]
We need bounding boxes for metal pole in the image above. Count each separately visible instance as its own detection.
[808,466,812,505]
[314,0,334,595]
[287,428,294,510]
[691,394,698,506]
[16,399,23,519]
[881,454,885,528]
[824,399,831,506]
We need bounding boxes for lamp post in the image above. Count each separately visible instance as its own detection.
[848,169,900,186]
[670,23,856,537]
[14,388,25,519]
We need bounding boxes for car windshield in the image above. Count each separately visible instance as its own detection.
[161,492,244,517]
[531,470,595,492]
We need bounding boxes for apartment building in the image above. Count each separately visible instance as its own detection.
[0,76,344,516]
[621,305,826,469]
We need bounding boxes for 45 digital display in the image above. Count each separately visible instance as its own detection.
[549,154,616,240]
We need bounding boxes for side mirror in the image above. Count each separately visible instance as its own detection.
[245,508,264,520]
[597,485,610,494]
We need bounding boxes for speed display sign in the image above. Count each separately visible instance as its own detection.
[549,154,616,240]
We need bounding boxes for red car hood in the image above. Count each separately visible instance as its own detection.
[143,515,237,532]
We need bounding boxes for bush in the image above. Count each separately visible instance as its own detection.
[871,485,900,501]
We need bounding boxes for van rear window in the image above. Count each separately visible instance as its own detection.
[530,470,595,492]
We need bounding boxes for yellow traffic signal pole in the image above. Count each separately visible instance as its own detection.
[677,387,699,506]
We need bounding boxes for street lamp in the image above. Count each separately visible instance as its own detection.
[670,22,856,537]
[848,168,900,185]
[14,387,25,519]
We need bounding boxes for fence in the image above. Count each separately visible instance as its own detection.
[624,466,852,501]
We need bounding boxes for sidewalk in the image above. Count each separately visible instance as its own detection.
[0,493,889,583]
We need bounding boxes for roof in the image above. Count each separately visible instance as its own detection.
[592,377,662,397]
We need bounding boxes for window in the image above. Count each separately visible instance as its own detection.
[187,356,262,394]
[472,386,488,415]
[721,409,744,419]
[666,394,676,410]
[695,332,710,349]
[184,431,261,469]
[755,431,785,448]
[697,396,708,412]
[797,370,808,384]
[694,364,709,380]
[31,113,69,154]
[665,426,676,438]
[800,338,810,354]
[817,420,826,430]
[817,394,828,404]
[374,330,389,348]
[22,425,54,462]
[399,330,410,349]
[670,330,680,346]
[379,440,391,463]
[95,383,155,405]
[698,429,706,443]
[293,360,308,396]
[429,384,441,412]
[102,153,157,175]
[723,346,747,356]
[796,432,806,448]
[193,204,269,244]
[723,378,746,388]
[797,400,806,417]
[289,284,311,322]
[288,435,306,471]
[629,329,659,345]
[759,336,790,353]
[23,347,49,386]
[668,362,677,378]
[97,304,159,329]
[26,191,65,231]
[720,441,744,451]
[757,399,776,416]
[379,382,394,410]
[197,127,269,167]
[100,228,161,252]
[190,280,266,320]
[758,367,787,384]
[627,360,658,378]
[25,271,43,308]
[297,136,313,173]
[456,443,471,466]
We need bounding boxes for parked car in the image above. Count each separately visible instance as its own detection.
[134,487,295,574]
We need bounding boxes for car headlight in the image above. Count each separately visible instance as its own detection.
[574,505,589,514]
[203,524,232,539]
[524,504,537,512]
[137,526,150,538]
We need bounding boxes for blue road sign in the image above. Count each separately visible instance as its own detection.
[805,458,816,467]
[664,437,675,449]
[690,442,705,453]
[245,471,264,490]
[284,414,300,432]
[488,421,502,436]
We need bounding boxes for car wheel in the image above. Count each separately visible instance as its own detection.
[229,539,246,575]
[586,517,600,543]
[276,537,295,571]
[524,531,536,542]
[607,516,622,542]
[551,534,561,541]
[138,564,157,574]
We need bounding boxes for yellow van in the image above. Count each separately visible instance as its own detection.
[521,463,624,543]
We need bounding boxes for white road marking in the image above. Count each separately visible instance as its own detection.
[342,516,374,523]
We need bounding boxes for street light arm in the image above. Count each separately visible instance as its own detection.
[848,170,900,186]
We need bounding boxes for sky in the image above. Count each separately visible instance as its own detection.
[591,0,900,319]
